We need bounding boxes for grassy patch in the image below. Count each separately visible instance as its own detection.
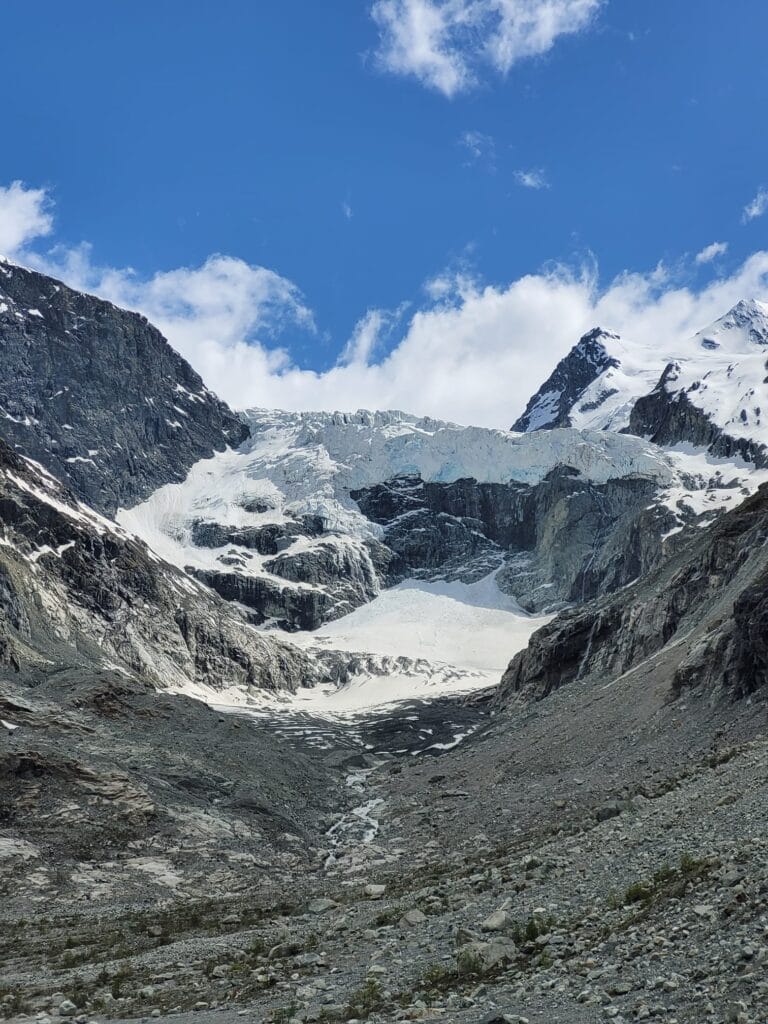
[345,978,386,1019]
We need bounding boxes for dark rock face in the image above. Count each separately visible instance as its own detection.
[0,438,312,693]
[352,469,672,612]
[627,364,768,467]
[193,536,381,632]
[512,328,620,432]
[0,261,248,514]
[190,515,325,556]
[498,483,768,704]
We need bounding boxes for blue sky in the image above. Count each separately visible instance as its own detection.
[2,1,768,425]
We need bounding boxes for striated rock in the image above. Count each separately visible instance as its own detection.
[353,468,674,613]
[0,437,315,694]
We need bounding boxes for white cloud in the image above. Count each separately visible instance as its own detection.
[460,130,496,168]
[370,0,603,97]
[743,187,768,223]
[695,241,728,265]
[7,181,768,431]
[29,244,315,391]
[342,200,353,220]
[514,168,549,189]
[339,309,389,365]
[0,180,53,255]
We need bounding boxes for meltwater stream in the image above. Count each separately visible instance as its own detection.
[324,762,386,869]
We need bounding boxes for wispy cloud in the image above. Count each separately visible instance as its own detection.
[339,309,387,365]
[370,0,603,98]
[514,168,549,190]
[342,200,354,220]
[743,187,768,223]
[695,241,728,264]
[459,130,496,169]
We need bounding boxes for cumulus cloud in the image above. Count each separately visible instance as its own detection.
[0,180,53,255]
[695,241,728,264]
[370,0,603,97]
[514,167,549,189]
[743,187,768,223]
[7,180,768,430]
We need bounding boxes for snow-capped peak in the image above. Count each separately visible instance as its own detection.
[511,325,663,434]
[511,327,622,432]
[692,298,768,353]
[515,297,768,466]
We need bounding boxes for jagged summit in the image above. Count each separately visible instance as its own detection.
[693,297,768,352]
[512,326,629,433]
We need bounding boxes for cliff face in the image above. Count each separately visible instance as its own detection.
[498,482,768,705]
[0,260,248,514]
[352,468,674,613]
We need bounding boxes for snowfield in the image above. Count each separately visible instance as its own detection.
[276,570,551,713]
[304,571,541,672]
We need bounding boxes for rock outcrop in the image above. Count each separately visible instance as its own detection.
[498,482,768,703]
[0,260,248,514]
[628,362,768,468]
[353,468,675,612]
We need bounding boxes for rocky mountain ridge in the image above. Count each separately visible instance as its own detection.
[0,259,248,515]
[498,478,768,707]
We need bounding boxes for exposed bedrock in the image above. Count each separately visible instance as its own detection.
[0,262,248,515]
[627,365,768,467]
[352,467,674,612]
[0,439,313,694]
[190,515,325,555]
[499,483,768,705]
[190,535,382,632]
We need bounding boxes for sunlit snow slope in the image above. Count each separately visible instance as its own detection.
[283,571,550,713]
[514,300,768,457]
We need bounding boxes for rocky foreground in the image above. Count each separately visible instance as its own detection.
[2,645,767,1024]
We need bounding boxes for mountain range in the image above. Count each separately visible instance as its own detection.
[3,258,768,1024]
